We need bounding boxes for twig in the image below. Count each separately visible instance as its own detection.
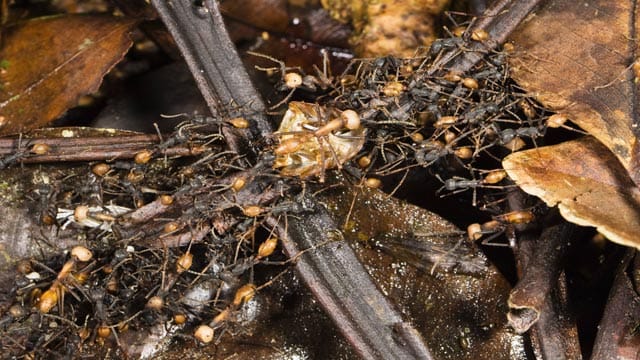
[151,0,273,161]
[507,211,575,332]
[591,250,640,360]
[0,134,211,163]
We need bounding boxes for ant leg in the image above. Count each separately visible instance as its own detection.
[268,88,296,111]
[480,230,510,247]
[317,137,327,183]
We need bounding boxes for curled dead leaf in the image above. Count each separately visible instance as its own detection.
[503,137,640,249]
[508,0,637,174]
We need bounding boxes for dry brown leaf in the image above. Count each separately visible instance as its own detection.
[505,0,640,247]
[503,137,640,249]
[321,186,526,360]
[0,14,136,135]
[508,0,636,171]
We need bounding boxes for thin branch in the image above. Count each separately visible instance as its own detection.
[0,134,211,163]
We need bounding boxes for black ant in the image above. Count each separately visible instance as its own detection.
[0,136,30,169]
[247,51,333,110]
[435,170,509,207]
[467,208,538,247]
[33,174,59,226]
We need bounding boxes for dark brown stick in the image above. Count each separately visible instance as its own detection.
[508,214,574,332]
[591,250,640,360]
[507,206,583,359]
[0,134,209,163]
[268,210,434,360]
[151,0,273,161]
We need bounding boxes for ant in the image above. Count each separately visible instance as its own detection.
[467,208,537,247]
[471,121,546,156]
[436,169,509,207]
[428,37,464,57]
[170,112,249,138]
[463,103,499,124]
[32,173,59,226]
[0,136,31,170]
[76,173,104,206]
[415,137,475,167]
[247,51,333,110]
[498,126,545,144]
[36,246,94,314]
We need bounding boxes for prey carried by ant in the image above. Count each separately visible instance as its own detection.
[272,101,365,182]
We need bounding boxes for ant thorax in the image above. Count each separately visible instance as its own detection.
[273,102,366,179]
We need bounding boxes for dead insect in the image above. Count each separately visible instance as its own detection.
[272,102,366,182]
